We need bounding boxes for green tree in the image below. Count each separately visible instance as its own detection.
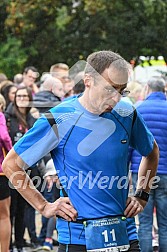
[0,37,27,78]
[1,0,167,78]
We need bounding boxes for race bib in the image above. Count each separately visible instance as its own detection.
[84,216,130,252]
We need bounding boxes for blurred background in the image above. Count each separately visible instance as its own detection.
[0,0,167,81]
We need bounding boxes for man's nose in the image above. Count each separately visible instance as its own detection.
[111,92,121,102]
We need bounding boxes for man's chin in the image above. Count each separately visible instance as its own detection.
[103,104,116,113]
[103,108,112,113]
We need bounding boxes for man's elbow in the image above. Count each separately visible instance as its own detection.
[150,140,159,165]
[153,140,159,158]
[2,156,9,177]
[2,148,16,177]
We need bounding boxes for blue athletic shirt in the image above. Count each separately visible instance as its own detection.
[14,98,154,245]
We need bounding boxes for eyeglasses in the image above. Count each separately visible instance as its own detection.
[103,87,130,97]
[93,76,130,97]
[16,95,29,98]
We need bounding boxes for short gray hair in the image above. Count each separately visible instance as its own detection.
[147,76,166,92]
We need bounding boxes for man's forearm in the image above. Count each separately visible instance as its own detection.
[136,140,159,192]
[2,148,47,213]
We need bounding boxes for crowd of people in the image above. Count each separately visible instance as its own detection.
[0,50,167,252]
[0,63,85,252]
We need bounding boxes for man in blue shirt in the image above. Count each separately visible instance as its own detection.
[3,51,159,252]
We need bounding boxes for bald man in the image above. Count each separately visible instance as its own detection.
[33,77,64,113]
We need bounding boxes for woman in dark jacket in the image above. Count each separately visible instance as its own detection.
[5,87,36,252]
[5,86,35,144]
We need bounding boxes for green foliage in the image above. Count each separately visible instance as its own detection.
[56,6,72,30]
[0,0,166,77]
[0,37,27,79]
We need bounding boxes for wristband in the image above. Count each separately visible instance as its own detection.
[134,190,149,202]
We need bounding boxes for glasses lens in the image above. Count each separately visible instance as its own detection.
[122,91,130,97]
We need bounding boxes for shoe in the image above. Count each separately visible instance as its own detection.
[12,248,18,252]
[52,238,59,246]
[31,242,43,251]
[17,248,26,252]
[43,238,53,251]
[23,239,32,247]
[153,246,159,252]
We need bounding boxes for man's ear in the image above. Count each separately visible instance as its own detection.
[144,84,150,97]
[145,84,149,92]
[84,74,92,87]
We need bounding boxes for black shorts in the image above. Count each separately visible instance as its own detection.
[0,175,10,200]
[58,239,140,252]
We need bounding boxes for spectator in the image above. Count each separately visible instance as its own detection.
[5,87,36,252]
[50,63,69,82]
[34,76,63,247]
[129,76,167,252]
[1,84,17,110]
[62,77,74,98]
[0,80,13,93]
[122,81,143,105]
[64,71,85,101]
[33,77,64,114]
[49,63,73,98]
[0,73,7,84]
[42,159,59,251]
[13,74,23,86]
[0,94,12,252]
[20,66,39,95]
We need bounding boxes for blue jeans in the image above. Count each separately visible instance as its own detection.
[38,184,59,244]
[132,173,167,252]
[24,203,38,243]
[38,186,54,244]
